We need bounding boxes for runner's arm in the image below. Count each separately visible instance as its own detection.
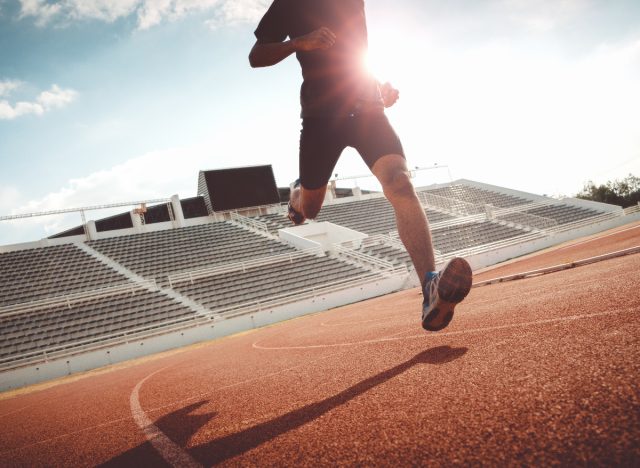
[249,27,336,68]
[249,40,298,68]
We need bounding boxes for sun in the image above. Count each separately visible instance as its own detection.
[363,33,409,85]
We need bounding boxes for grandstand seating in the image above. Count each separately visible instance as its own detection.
[316,196,454,235]
[0,244,129,307]
[0,179,617,371]
[0,289,194,361]
[431,221,527,254]
[423,184,529,208]
[524,204,600,225]
[172,254,370,313]
[88,222,295,281]
[253,212,291,234]
[357,241,411,267]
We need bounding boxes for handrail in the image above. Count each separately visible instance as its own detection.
[494,210,558,231]
[491,201,550,217]
[211,269,406,318]
[167,247,324,287]
[230,211,270,234]
[363,234,406,252]
[419,192,486,216]
[333,244,398,271]
[0,280,158,318]
[428,214,487,231]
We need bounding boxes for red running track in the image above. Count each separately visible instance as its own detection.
[1,224,639,466]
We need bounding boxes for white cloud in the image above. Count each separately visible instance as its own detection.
[9,143,212,218]
[19,0,62,26]
[36,84,77,109]
[18,0,268,29]
[0,83,77,120]
[205,0,269,30]
[0,79,22,97]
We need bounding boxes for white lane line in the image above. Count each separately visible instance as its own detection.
[130,368,202,468]
[252,308,635,350]
[320,314,412,327]
[2,351,346,457]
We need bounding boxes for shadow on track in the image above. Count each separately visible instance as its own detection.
[190,345,467,465]
[101,345,466,466]
[99,401,215,468]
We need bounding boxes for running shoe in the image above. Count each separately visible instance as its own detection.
[422,257,473,331]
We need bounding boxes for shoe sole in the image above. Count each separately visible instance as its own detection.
[422,257,473,332]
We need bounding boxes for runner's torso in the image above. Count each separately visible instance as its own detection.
[255,0,384,117]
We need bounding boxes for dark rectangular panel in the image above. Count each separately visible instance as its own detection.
[96,213,133,232]
[201,165,280,212]
[181,196,208,218]
[143,204,171,224]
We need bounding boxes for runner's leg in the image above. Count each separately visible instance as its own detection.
[371,154,436,283]
[290,184,327,220]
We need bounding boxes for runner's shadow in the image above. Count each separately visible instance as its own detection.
[99,400,215,467]
[190,345,467,465]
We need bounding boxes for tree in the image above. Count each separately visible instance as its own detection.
[577,174,640,208]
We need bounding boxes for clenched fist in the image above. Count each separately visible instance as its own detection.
[292,27,337,52]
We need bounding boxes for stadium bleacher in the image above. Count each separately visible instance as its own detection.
[0,244,129,307]
[0,178,621,373]
[316,196,454,235]
[173,254,370,314]
[0,289,195,362]
[425,184,530,208]
[88,222,295,282]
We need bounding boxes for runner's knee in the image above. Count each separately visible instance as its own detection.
[381,169,415,201]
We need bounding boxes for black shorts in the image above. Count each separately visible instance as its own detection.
[299,112,405,190]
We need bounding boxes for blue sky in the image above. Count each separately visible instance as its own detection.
[1,0,639,244]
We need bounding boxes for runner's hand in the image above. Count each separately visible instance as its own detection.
[292,27,336,52]
[380,82,399,108]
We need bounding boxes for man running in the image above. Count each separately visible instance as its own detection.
[249,0,472,331]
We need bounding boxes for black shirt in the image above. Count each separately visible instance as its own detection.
[254,0,384,118]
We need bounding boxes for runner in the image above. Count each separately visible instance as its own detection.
[249,0,472,331]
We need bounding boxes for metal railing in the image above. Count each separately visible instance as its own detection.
[420,192,485,216]
[230,212,270,234]
[0,280,158,318]
[494,211,558,232]
[333,244,401,272]
[167,247,325,287]
[363,234,406,252]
